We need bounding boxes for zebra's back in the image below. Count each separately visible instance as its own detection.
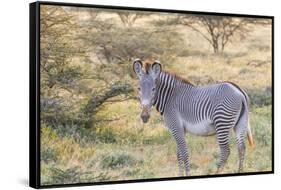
[168,82,245,136]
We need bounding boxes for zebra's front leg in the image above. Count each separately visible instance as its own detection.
[177,148,184,176]
[175,134,190,176]
[164,113,190,176]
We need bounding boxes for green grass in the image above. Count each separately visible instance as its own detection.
[40,104,272,185]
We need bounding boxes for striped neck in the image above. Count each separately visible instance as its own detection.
[153,71,194,115]
[153,72,176,115]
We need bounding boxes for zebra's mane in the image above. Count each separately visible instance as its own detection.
[143,62,152,74]
[143,62,194,86]
[162,71,194,86]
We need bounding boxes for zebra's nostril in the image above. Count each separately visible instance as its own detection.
[141,114,150,123]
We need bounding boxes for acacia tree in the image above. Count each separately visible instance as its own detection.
[179,15,258,53]
[40,6,86,90]
[158,15,270,53]
[117,12,147,27]
[40,6,134,128]
[40,6,89,127]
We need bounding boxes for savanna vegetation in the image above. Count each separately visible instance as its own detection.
[40,5,272,185]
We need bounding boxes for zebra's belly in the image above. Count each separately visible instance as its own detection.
[182,119,216,136]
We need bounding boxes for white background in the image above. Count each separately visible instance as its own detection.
[0,0,279,189]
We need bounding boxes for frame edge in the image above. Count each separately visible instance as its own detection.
[29,1,41,189]
[31,1,274,189]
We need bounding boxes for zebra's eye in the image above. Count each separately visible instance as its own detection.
[138,87,141,91]
[152,87,156,91]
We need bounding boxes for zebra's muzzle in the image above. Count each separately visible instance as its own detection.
[141,106,151,123]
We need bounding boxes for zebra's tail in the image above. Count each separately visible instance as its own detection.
[244,95,254,148]
[247,119,254,148]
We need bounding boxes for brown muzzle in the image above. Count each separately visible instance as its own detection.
[140,106,150,123]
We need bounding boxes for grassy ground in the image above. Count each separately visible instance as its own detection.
[41,101,272,185]
[40,13,272,185]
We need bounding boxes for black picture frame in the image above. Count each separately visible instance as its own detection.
[29,1,274,189]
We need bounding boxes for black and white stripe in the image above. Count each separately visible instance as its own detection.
[152,71,251,175]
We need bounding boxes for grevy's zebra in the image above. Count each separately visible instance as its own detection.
[133,59,254,176]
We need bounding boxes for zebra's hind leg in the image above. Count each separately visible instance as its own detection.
[234,111,248,172]
[236,137,245,173]
[215,128,231,174]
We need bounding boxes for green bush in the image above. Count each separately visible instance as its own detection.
[101,152,138,169]
[41,148,58,164]
[44,166,110,185]
[94,126,117,144]
[251,106,272,147]
[54,125,97,145]
[247,88,272,107]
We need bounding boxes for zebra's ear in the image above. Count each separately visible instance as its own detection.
[133,59,143,77]
[151,60,162,79]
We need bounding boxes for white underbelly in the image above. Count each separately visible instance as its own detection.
[182,119,216,136]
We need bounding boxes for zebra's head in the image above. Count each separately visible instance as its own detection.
[133,59,162,123]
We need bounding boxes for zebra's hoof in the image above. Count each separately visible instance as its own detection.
[216,167,223,174]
